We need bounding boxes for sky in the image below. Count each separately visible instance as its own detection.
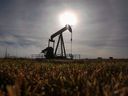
[0,0,128,58]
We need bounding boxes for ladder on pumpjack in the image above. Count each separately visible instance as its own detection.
[41,24,72,59]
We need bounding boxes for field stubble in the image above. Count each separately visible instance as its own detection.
[0,59,128,96]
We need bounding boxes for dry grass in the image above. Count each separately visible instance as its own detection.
[0,59,128,96]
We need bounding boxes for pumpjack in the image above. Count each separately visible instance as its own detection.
[41,24,72,59]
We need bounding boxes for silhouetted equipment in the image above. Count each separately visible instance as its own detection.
[42,47,54,59]
[41,24,72,59]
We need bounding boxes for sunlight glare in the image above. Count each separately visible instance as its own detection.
[59,11,77,26]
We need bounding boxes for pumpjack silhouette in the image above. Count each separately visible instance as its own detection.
[41,24,72,59]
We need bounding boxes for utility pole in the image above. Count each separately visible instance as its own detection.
[5,48,8,58]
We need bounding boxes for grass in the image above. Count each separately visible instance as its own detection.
[0,58,128,96]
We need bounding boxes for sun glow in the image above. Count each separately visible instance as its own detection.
[59,11,77,26]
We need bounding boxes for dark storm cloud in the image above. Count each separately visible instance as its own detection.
[0,0,128,58]
[0,31,42,47]
[0,0,50,49]
[73,0,128,56]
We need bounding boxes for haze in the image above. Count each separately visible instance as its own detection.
[0,0,128,58]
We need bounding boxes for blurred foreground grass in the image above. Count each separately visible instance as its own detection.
[0,58,128,96]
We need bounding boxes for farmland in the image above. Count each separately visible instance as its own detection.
[0,58,128,96]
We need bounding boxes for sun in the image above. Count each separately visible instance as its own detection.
[59,11,77,26]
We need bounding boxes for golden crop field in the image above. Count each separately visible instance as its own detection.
[0,58,128,96]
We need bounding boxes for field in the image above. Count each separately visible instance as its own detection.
[0,59,128,96]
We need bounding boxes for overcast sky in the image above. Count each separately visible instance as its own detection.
[0,0,128,58]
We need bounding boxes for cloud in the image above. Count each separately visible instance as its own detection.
[0,0,128,58]
[0,31,43,47]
